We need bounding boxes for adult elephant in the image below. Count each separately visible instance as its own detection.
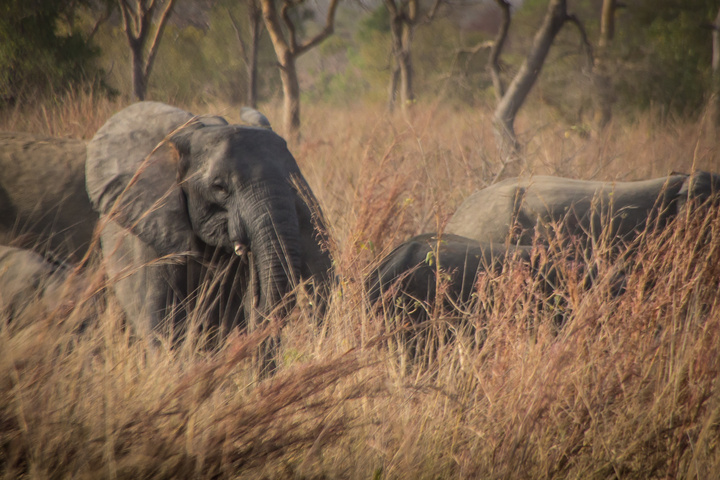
[0,132,97,261]
[85,102,333,341]
[446,172,720,248]
[0,245,76,318]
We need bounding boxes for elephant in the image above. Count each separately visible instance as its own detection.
[364,233,570,365]
[365,233,538,320]
[0,245,76,318]
[85,102,333,345]
[0,132,97,261]
[446,172,720,249]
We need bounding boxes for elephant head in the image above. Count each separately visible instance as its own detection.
[86,102,331,336]
[169,122,305,314]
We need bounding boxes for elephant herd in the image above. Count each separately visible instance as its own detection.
[1,101,719,355]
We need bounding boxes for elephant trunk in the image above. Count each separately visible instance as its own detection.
[241,184,302,320]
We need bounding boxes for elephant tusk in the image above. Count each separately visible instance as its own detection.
[234,242,248,257]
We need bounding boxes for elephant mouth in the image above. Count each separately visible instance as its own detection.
[234,241,248,258]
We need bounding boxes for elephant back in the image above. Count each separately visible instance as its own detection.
[0,245,71,316]
[0,131,96,260]
[86,102,227,255]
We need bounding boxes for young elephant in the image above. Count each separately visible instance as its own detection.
[85,102,333,341]
[0,132,97,261]
[446,172,720,248]
[365,233,535,320]
[364,233,565,366]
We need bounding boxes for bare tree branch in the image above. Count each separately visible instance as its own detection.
[713,7,720,71]
[493,0,570,162]
[117,0,176,100]
[566,13,594,71]
[262,0,291,57]
[458,41,495,55]
[119,2,137,42]
[143,0,177,81]
[384,0,399,17]
[422,0,443,24]
[227,6,249,64]
[295,0,340,56]
[87,2,114,42]
[260,0,340,135]
[280,1,299,53]
[489,0,511,101]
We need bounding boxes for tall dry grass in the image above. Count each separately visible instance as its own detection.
[1,94,719,478]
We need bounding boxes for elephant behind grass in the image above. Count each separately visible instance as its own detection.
[0,245,79,319]
[446,172,720,250]
[85,101,333,348]
[0,132,97,261]
[366,233,535,318]
[364,233,574,364]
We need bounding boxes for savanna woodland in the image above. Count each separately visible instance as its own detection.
[2,0,720,478]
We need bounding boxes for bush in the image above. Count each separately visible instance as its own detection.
[0,1,105,106]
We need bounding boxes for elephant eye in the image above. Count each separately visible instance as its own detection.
[211,181,229,195]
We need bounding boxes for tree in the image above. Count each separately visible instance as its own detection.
[0,1,103,105]
[117,0,177,101]
[489,0,590,172]
[487,0,512,103]
[711,6,720,126]
[383,0,442,113]
[227,0,263,108]
[615,1,716,118]
[592,0,617,129]
[260,0,340,138]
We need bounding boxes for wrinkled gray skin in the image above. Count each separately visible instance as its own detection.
[0,132,97,261]
[446,172,720,248]
[366,233,535,321]
[0,245,74,317]
[86,102,332,340]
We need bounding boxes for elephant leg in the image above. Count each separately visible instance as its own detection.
[100,219,189,341]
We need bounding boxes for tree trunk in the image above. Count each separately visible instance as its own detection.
[711,7,720,127]
[247,5,261,108]
[387,8,403,112]
[386,0,418,114]
[130,40,146,101]
[260,0,338,138]
[493,0,569,163]
[489,0,511,102]
[118,0,176,102]
[279,54,301,138]
[228,0,262,108]
[592,0,615,129]
[399,23,415,110]
[388,65,400,111]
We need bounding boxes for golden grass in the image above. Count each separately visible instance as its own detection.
[1,94,720,478]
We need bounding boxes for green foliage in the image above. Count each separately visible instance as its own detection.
[498,0,718,123]
[0,0,103,106]
[614,0,718,116]
[92,0,279,105]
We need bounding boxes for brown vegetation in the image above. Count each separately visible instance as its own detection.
[1,93,719,478]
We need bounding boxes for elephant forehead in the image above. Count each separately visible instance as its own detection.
[197,126,288,155]
[200,130,297,175]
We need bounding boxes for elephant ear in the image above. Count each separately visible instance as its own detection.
[86,101,228,256]
[239,107,272,130]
